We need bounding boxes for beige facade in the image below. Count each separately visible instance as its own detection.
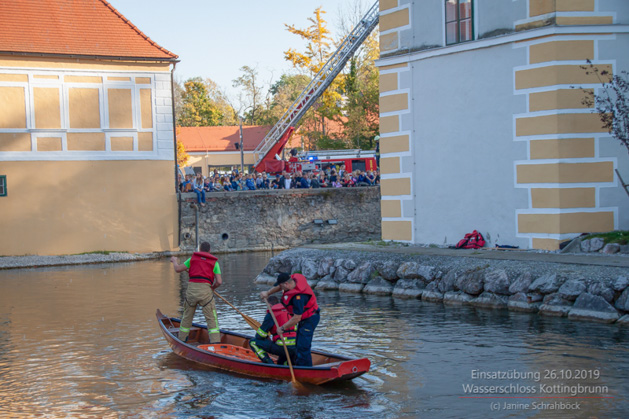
[0,58,178,255]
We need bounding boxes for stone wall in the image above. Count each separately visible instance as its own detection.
[255,248,629,325]
[179,187,381,252]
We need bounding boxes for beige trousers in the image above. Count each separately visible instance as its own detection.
[179,282,220,344]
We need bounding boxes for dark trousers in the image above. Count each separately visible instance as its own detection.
[295,311,320,367]
[250,336,295,365]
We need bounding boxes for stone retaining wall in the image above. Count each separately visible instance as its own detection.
[255,248,629,325]
[179,187,381,252]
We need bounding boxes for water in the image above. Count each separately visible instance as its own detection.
[0,252,628,418]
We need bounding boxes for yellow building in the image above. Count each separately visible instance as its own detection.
[377,0,629,249]
[0,0,179,255]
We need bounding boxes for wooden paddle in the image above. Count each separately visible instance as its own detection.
[213,290,261,330]
[264,297,303,388]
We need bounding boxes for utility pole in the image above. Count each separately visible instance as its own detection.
[238,117,245,173]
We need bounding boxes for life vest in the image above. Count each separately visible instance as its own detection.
[188,251,217,284]
[455,230,486,249]
[281,273,319,320]
[270,303,297,344]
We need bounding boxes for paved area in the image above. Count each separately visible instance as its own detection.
[302,243,629,268]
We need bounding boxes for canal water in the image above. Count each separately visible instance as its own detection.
[0,251,628,418]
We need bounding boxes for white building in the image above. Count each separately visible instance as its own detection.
[377,0,629,250]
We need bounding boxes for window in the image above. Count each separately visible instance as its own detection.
[0,176,6,197]
[446,0,473,45]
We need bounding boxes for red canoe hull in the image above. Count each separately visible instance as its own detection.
[156,309,370,385]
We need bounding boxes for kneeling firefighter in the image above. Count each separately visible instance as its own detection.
[249,295,297,365]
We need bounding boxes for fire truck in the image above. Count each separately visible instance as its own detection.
[284,149,377,174]
[252,1,379,175]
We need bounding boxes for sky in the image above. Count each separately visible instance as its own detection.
[107,0,373,101]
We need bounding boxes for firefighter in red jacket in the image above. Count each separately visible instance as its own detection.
[171,241,222,343]
[260,272,320,367]
[249,295,297,365]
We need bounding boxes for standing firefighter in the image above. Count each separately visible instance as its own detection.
[170,241,223,343]
[260,273,320,367]
[249,295,297,365]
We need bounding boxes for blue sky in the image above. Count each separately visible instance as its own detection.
[107,0,371,100]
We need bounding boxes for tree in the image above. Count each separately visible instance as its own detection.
[284,7,344,148]
[258,73,311,126]
[175,137,189,167]
[580,60,629,156]
[177,77,223,126]
[232,65,265,125]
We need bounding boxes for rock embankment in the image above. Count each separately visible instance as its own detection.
[255,248,629,325]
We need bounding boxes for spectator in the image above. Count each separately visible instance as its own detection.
[181,174,193,192]
[245,174,257,190]
[231,175,240,191]
[271,175,280,189]
[329,169,338,185]
[339,164,346,179]
[310,173,320,188]
[318,173,328,188]
[222,177,234,192]
[192,173,206,206]
[356,170,371,187]
[366,170,376,185]
[204,176,214,192]
[375,169,380,185]
[342,173,355,187]
[214,179,223,192]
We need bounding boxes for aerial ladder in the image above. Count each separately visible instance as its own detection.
[253,0,379,173]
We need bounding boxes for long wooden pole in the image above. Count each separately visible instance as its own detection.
[264,298,301,387]
[214,291,261,330]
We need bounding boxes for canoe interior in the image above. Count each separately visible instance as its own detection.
[158,312,348,366]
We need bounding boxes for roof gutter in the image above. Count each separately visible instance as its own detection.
[0,50,179,63]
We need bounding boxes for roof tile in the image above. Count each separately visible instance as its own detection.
[0,0,177,60]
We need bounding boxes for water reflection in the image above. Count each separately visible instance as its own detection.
[0,252,627,418]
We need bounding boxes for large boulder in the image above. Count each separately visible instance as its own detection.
[418,265,438,282]
[508,293,541,313]
[557,279,586,301]
[333,265,352,283]
[254,272,276,285]
[612,276,629,292]
[392,279,425,299]
[529,274,565,294]
[471,292,508,309]
[539,293,573,317]
[484,269,510,295]
[346,262,375,284]
[568,293,620,323]
[314,274,339,290]
[615,288,629,312]
[338,282,364,293]
[364,276,395,295]
[581,237,605,252]
[373,260,399,281]
[443,291,474,305]
[397,262,421,279]
[588,282,614,303]
[509,272,533,294]
[317,257,336,277]
[456,270,484,295]
[602,243,620,254]
[422,281,443,302]
[438,270,458,293]
[301,259,319,280]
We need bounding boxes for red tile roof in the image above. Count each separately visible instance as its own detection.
[178,126,272,152]
[0,0,177,60]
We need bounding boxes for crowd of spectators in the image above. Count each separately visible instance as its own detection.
[178,165,380,205]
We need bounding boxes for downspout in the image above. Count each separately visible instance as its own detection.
[171,63,181,247]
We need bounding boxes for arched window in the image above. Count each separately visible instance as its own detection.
[446,0,473,45]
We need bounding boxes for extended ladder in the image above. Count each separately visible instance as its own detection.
[253,0,380,171]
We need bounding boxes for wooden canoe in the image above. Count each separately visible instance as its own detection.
[156,309,370,385]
